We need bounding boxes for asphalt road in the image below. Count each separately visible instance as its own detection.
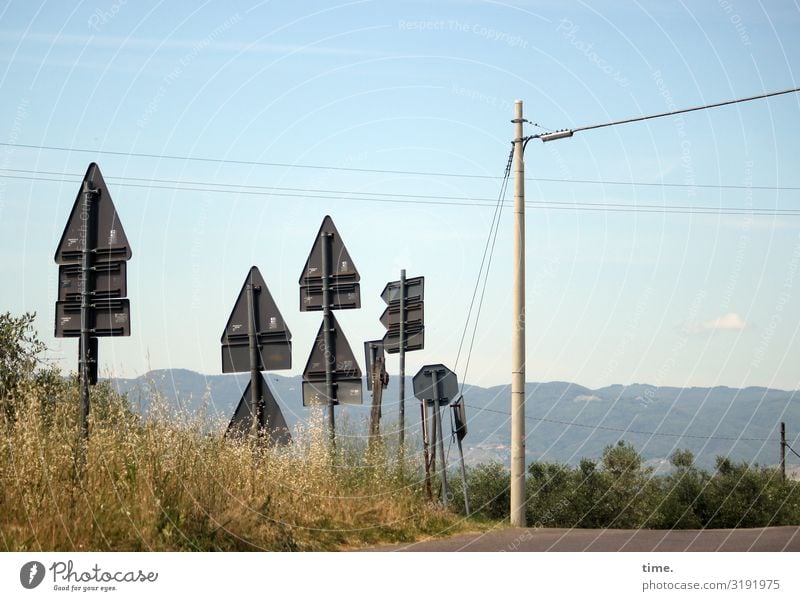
[368,526,800,551]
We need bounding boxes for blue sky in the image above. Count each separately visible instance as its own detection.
[1,0,799,390]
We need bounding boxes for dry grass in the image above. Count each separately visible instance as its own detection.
[0,379,463,551]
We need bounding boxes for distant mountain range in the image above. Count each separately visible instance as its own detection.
[110,369,800,471]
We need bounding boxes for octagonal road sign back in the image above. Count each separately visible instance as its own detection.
[413,364,458,405]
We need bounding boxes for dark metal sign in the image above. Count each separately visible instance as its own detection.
[302,380,362,407]
[58,261,127,302]
[381,275,424,355]
[380,301,423,328]
[226,375,292,446]
[55,299,131,337]
[303,314,361,380]
[302,314,362,406]
[221,266,292,373]
[364,339,389,392]
[451,396,467,441]
[54,163,132,265]
[299,283,360,311]
[298,215,360,311]
[383,324,424,353]
[413,364,459,405]
[222,343,292,374]
[380,276,424,304]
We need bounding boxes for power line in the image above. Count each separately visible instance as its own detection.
[0,140,502,180]
[455,145,511,378]
[530,86,800,142]
[1,143,799,192]
[532,177,800,192]
[464,403,773,442]
[2,171,799,217]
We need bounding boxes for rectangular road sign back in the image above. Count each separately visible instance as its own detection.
[299,283,361,312]
[379,301,423,328]
[55,299,130,337]
[221,340,292,373]
[381,276,424,305]
[383,324,424,353]
[302,379,363,406]
[58,261,127,302]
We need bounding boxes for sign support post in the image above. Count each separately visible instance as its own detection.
[321,231,336,445]
[245,279,263,433]
[79,181,97,446]
[398,269,406,449]
[421,401,433,500]
[452,398,470,515]
[430,368,448,507]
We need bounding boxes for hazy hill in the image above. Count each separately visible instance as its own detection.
[111,370,800,470]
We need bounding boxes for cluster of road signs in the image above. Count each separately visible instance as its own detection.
[53,168,466,502]
[54,163,132,448]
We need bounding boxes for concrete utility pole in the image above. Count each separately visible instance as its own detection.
[510,100,527,526]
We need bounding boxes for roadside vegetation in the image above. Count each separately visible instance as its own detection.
[0,312,458,551]
[451,441,800,529]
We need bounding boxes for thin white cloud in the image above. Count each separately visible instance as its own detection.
[0,29,387,58]
[686,312,747,334]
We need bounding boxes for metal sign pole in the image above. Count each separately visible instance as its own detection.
[79,181,98,447]
[245,279,263,435]
[431,369,448,507]
[420,400,432,500]
[455,418,470,515]
[368,343,380,439]
[321,231,336,446]
[398,269,406,451]
[428,398,437,476]
[781,422,786,480]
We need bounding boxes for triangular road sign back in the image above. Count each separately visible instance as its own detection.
[226,375,291,446]
[55,163,132,264]
[298,215,360,285]
[221,266,291,344]
[302,314,362,380]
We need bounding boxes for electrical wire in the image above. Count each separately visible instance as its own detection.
[1,143,800,192]
[456,154,510,390]
[2,171,798,217]
[786,443,800,460]
[530,86,800,141]
[454,146,512,374]
[0,141,503,180]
